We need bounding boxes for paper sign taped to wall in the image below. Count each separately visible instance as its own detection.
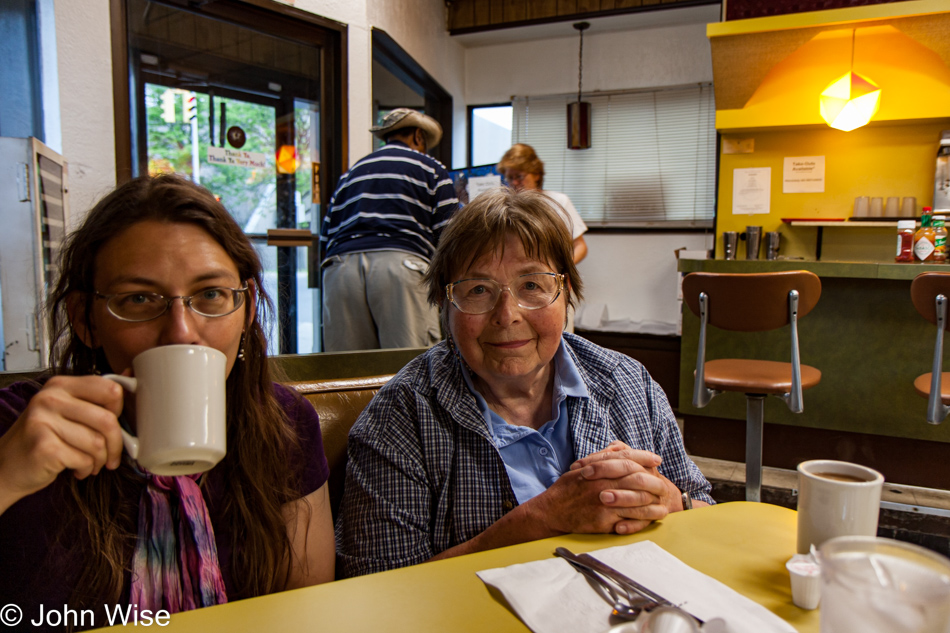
[207,146,267,169]
[467,174,502,201]
[783,156,825,193]
[732,167,771,215]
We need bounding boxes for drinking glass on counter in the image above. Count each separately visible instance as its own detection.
[902,197,917,218]
[885,197,900,217]
[853,196,869,218]
[869,197,884,217]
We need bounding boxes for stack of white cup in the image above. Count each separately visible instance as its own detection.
[853,196,917,218]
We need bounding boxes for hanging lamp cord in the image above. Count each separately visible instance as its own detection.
[577,27,584,103]
[850,28,856,73]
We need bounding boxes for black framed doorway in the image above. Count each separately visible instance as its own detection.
[112,0,347,354]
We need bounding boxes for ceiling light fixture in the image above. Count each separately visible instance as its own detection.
[819,29,881,132]
[567,21,591,150]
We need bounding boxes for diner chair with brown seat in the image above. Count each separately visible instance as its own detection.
[682,271,822,502]
[910,271,950,424]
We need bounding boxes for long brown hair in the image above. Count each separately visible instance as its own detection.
[47,174,304,607]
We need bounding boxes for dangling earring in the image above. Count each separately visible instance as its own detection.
[237,332,246,362]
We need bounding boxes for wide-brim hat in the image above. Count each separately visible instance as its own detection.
[370,108,442,148]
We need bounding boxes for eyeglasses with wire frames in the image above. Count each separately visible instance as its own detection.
[446,272,565,315]
[95,285,250,322]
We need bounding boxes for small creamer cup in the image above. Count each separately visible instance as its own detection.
[786,554,821,610]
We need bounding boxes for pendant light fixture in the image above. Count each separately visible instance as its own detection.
[567,21,591,150]
[819,29,881,132]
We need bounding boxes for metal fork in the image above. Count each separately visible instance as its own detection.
[555,547,704,626]
[559,555,661,621]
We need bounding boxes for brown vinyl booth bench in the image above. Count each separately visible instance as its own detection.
[283,374,392,518]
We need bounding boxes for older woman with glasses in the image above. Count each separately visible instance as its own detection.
[0,175,334,630]
[336,187,712,578]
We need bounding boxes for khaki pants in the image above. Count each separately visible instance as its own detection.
[322,250,441,352]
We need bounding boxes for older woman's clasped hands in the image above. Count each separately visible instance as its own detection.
[563,441,684,532]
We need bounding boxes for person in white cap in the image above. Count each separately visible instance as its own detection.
[319,109,459,351]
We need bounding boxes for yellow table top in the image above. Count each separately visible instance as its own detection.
[100,501,818,632]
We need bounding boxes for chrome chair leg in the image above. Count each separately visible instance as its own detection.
[745,395,766,502]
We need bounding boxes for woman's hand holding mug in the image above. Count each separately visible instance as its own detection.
[0,344,227,515]
[0,375,125,514]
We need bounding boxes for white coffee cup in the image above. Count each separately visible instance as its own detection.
[104,344,227,476]
[796,460,884,554]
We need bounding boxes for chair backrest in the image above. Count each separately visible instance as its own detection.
[682,271,821,332]
[911,272,950,329]
[284,374,393,518]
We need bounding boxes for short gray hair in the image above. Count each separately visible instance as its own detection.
[424,187,583,311]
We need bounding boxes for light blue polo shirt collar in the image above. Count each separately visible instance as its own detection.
[460,339,590,503]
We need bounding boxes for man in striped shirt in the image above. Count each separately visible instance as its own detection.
[319,109,459,351]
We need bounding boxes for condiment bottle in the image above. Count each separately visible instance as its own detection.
[895,220,916,262]
[915,209,936,262]
[935,214,948,263]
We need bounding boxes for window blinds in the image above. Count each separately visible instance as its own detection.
[512,84,716,227]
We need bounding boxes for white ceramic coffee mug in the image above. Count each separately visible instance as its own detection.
[796,460,884,554]
[103,344,227,476]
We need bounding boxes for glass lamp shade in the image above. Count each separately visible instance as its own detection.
[567,101,592,149]
[819,71,882,132]
[276,144,299,173]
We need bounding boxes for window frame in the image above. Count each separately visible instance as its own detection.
[467,101,512,168]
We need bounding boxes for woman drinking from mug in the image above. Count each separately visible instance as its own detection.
[0,174,334,629]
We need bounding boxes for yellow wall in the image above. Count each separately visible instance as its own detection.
[717,121,950,260]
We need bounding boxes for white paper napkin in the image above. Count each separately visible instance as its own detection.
[476,541,797,633]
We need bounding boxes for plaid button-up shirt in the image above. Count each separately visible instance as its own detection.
[336,333,713,578]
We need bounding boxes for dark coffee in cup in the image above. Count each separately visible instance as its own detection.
[813,472,870,483]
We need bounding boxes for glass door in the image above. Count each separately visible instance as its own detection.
[126,0,339,354]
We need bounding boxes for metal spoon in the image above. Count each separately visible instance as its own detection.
[562,557,660,621]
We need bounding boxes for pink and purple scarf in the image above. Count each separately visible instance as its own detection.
[129,472,228,613]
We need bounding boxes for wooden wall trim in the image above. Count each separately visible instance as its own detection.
[447,0,719,34]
